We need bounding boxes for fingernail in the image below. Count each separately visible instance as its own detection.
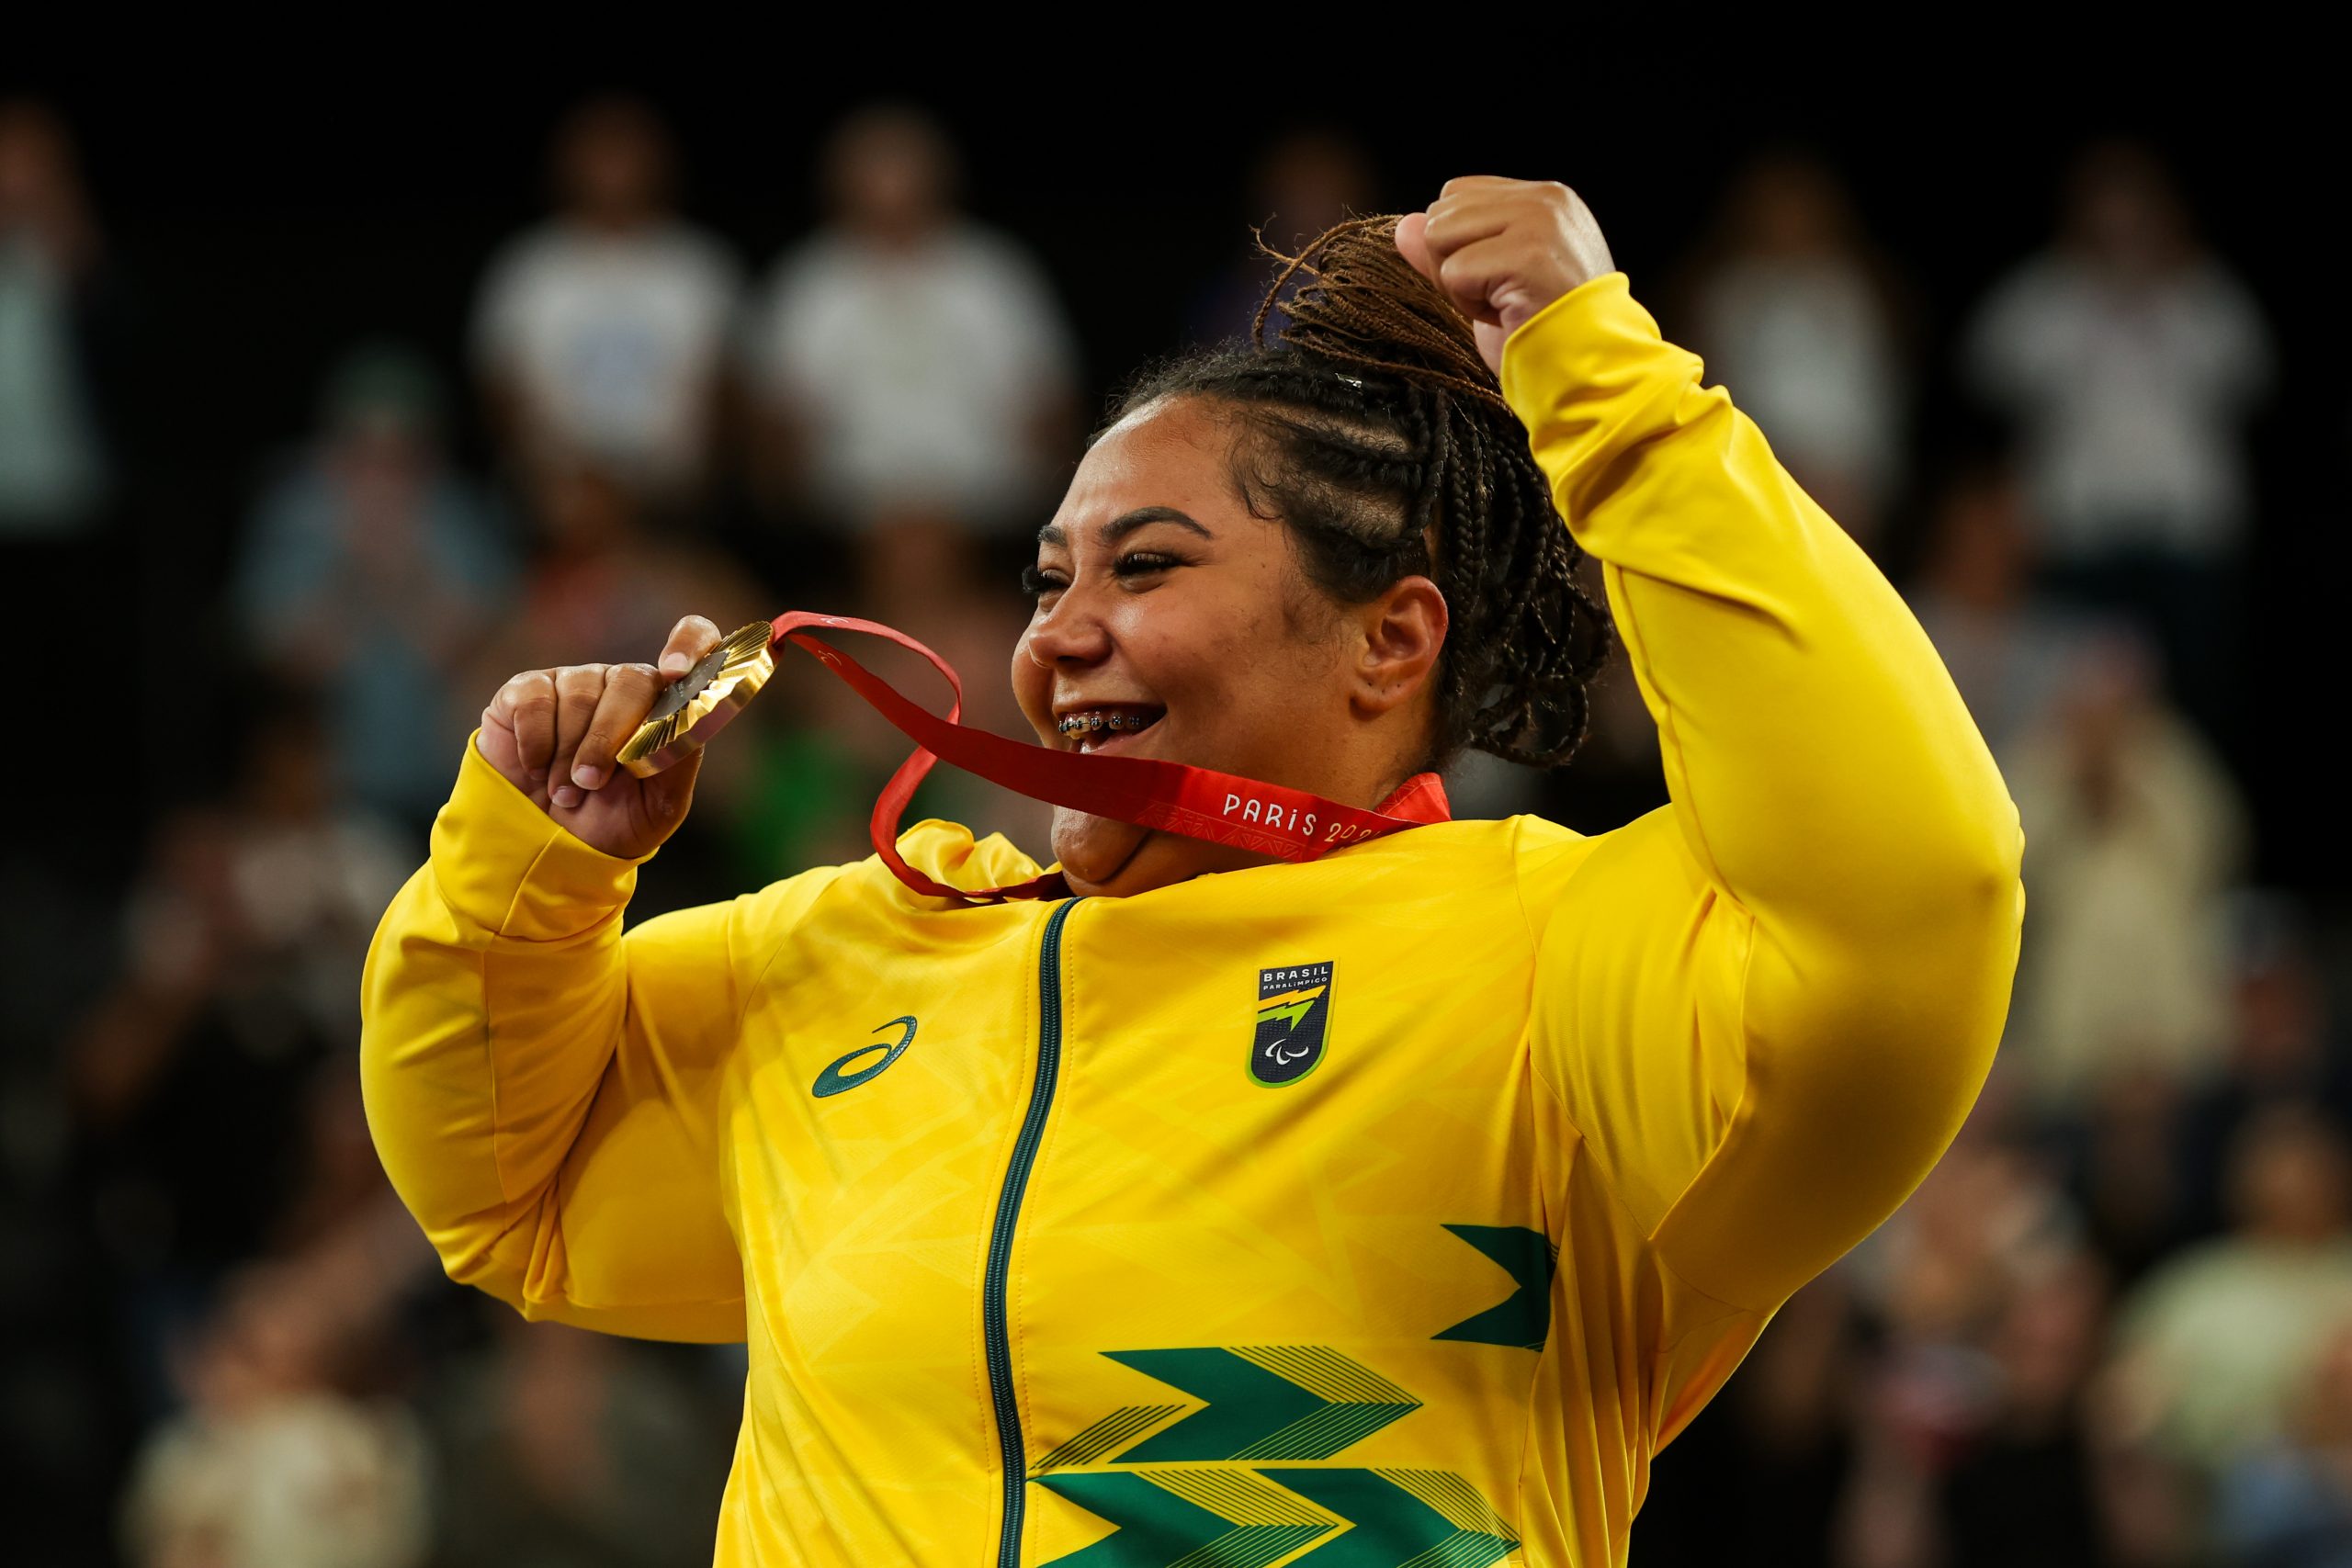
[551,784,582,809]
[661,652,689,676]
[572,763,607,790]
[527,767,548,784]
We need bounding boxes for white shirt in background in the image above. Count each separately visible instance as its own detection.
[121,1393,431,1568]
[2003,703,2248,1110]
[471,220,741,490]
[0,232,107,535]
[745,225,1077,529]
[1698,254,1905,518]
[1967,254,2272,559]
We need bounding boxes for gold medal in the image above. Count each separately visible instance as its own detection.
[618,621,776,777]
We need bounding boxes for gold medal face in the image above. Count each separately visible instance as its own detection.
[618,621,776,777]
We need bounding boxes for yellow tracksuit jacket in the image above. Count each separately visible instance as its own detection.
[361,274,2026,1567]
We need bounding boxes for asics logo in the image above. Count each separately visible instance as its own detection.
[813,1017,918,1099]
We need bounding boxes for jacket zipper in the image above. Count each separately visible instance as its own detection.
[987,896,1081,1568]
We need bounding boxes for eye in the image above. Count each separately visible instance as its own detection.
[1113,550,1182,580]
[1022,564,1067,600]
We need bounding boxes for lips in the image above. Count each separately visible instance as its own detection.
[1053,704,1166,755]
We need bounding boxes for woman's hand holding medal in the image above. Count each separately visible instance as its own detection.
[477,614,726,860]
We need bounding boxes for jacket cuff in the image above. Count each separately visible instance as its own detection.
[1498,272,1707,488]
[1498,271,1647,398]
[426,731,648,941]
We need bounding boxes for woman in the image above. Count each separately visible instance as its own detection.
[362,178,2024,1567]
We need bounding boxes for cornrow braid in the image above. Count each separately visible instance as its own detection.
[1110,215,1613,771]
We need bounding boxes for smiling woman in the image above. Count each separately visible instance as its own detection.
[361,178,2027,1568]
[1012,395,1455,896]
[1009,228,1611,897]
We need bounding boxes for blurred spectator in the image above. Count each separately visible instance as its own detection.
[1964,139,2271,749]
[469,458,761,682]
[0,98,118,539]
[1835,1134,2094,1568]
[2177,897,2352,1243]
[1935,1253,2119,1568]
[68,705,413,1401]
[1191,128,1383,344]
[119,1266,430,1568]
[2105,1107,2352,1480]
[233,344,515,830]
[1684,151,1910,548]
[2214,1319,2352,1567]
[424,1321,727,1568]
[275,1059,403,1259]
[2076,1065,2199,1291]
[2002,627,2247,1114]
[1830,1144,2173,1568]
[1857,1131,2086,1346]
[473,96,741,503]
[741,103,1078,578]
[1906,463,2102,757]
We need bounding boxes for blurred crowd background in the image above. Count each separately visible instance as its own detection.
[3,71,2346,1568]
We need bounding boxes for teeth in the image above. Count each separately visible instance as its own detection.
[1058,712,1152,739]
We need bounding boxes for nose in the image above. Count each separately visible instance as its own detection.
[1023,584,1114,671]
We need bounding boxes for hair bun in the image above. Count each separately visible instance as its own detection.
[1258,218,1508,414]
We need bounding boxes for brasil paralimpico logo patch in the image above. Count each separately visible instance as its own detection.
[1252,962,1334,1087]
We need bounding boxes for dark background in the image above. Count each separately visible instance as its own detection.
[7,51,2346,1568]
[16,64,2343,892]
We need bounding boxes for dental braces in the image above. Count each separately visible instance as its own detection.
[1057,713,1152,737]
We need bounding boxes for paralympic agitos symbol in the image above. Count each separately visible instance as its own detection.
[1252,962,1334,1087]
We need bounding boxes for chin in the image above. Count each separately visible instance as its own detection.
[1053,812,1266,898]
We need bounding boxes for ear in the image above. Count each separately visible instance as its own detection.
[1349,576,1448,720]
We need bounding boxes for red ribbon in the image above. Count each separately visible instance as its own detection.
[767,611,1452,905]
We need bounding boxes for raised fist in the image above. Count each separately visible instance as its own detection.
[1396,177,1615,375]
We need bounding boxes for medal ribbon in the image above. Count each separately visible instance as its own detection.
[766,611,1451,905]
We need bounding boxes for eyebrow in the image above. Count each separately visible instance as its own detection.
[1035,506,1214,550]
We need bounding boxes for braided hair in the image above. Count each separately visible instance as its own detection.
[1109,216,1613,771]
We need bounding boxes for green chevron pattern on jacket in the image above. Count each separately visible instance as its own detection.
[1031,1405,1187,1475]
[1107,1346,1419,1463]
[1034,1470,1331,1568]
[1037,1466,1520,1568]
[1031,1345,1520,1567]
[1255,1469,1520,1568]
[1430,1224,1556,1351]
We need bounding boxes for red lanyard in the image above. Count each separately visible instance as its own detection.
[767,612,1452,905]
